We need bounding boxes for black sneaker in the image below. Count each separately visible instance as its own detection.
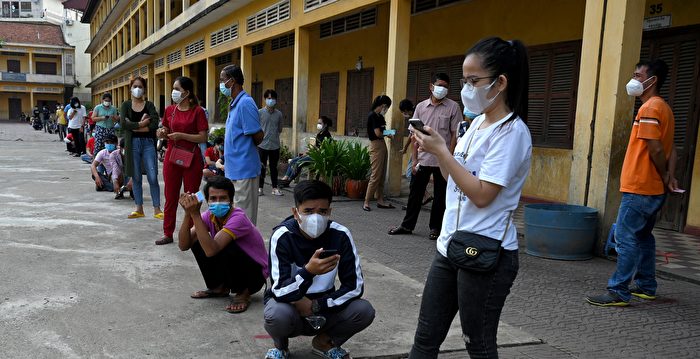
[630,285,656,300]
[586,291,629,307]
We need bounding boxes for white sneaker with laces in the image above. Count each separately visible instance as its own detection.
[272,188,284,196]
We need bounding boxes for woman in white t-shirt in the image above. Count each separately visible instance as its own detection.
[66,97,87,157]
[408,37,532,359]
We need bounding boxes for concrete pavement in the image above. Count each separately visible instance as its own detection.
[0,122,538,358]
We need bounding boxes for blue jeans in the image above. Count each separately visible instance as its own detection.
[131,137,161,207]
[607,192,666,301]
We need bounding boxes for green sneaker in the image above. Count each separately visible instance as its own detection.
[630,285,656,300]
[586,291,629,307]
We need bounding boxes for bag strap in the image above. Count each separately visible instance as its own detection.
[169,106,197,153]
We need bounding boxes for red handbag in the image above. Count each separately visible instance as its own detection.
[167,109,195,167]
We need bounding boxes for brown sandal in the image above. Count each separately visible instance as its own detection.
[226,294,251,313]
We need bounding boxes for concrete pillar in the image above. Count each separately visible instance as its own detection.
[30,90,34,108]
[139,7,146,42]
[582,0,646,250]
[240,45,253,94]
[182,65,189,77]
[154,73,162,115]
[28,51,33,74]
[183,0,189,12]
[146,0,153,36]
[292,27,310,154]
[165,70,174,107]
[130,18,136,50]
[384,0,411,196]
[164,0,171,25]
[154,0,161,31]
[147,64,155,102]
[206,56,217,122]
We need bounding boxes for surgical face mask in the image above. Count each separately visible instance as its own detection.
[380,107,388,116]
[266,98,277,107]
[103,101,111,107]
[317,123,324,131]
[171,90,183,104]
[432,85,448,100]
[209,202,231,218]
[625,76,655,97]
[219,82,231,97]
[131,87,143,98]
[461,79,500,114]
[105,143,117,152]
[297,213,329,239]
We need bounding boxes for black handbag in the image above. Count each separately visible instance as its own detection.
[446,123,511,272]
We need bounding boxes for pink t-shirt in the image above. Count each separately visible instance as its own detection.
[201,207,269,278]
[94,149,123,178]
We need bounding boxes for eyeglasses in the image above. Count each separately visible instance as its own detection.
[460,76,495,91]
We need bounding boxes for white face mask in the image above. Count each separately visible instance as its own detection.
[432,85,448,100]
[297,213,329,239]
[380,107,388,116]
[131,87,143,98]
[317,123,324,131]
[171,90,183,104]
[266,98,276,107]
[625,76,655,97]
[461,79,500,114]
[103,101,111,107]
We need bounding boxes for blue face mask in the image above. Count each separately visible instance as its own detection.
[105,144,117,152]
[219,82,231,97]
[209,202,231,218]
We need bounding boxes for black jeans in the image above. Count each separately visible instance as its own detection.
[409,250,519,359]
[401,165,447,231]
[191,240,265,294]
[258,148,280,189]
[68,128,85,154]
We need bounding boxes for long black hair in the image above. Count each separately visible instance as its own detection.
[174,76,199,107]
[371,95,392,111]
[466,37,529,123]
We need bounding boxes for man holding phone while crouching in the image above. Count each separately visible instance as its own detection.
[177,176,269,313]
[264,180,374,359]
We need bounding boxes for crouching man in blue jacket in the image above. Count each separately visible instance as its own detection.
[264,180,375,359]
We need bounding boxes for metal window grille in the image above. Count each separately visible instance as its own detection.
[167,50,181,64]
[210,23,239,48]
[246,0,290,33]
[319,8,376,39]
[252,43,264,56]
[154,57,164,68]
[270,33,295,51]
[185,39,205,57]
[304,0,337,11]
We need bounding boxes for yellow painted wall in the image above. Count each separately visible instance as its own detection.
[307,3,390,135]
[687,127,700,228]
[522,148,572,202]
[33,56,62,75]
[251,42,295,101]
[0,91,62,119]
[0,54,30,73]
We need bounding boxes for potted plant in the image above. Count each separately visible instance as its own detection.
[278,144,293,176]
[306,138,348,196]
[342,142,371,199]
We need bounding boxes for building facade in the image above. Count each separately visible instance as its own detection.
[81,0,700,242]
[0,21,76,119]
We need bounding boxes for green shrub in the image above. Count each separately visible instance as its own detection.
[342,141,371,180]
[306,138,349,182]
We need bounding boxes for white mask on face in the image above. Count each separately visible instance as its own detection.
[317,123,324,131]
[103,101,111,107]
[131,87,143,98]
[380,107,388,116]
[625,76,655,97]
[171,90,183,104]
[297,213,329,239]
[432,85,448,100]
[266,98,276,108]
[461,79,500,114]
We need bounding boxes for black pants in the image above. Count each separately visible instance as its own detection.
[191,240,265,294]
[258,148,280,189]
[409,251,519,359]
[57,124,67,141]
[401,165,447,231]
[68,128,85,154]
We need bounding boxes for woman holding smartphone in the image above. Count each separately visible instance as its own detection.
[408,37,532,358]
[156,76,208,245]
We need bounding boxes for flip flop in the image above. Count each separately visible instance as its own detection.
[362,205,371,212]
[226,295,251,314]
[191,289,230,299]
[153,213,164,220]
[155,236,173,245]
[128,211,145,219]
[377,203,395,209]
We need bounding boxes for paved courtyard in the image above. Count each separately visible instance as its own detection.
[2,122,700,358]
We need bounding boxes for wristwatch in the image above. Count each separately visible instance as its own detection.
[311,299,321,314]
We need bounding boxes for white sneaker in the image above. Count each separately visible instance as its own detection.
[272,188,284,196]
[258,188,264,196]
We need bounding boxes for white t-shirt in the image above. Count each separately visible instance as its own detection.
[67,105,87,129]
[437,113,532,255]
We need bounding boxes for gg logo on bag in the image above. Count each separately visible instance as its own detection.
[465,247,478,257]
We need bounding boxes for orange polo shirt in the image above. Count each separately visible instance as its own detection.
[620,96,674,195]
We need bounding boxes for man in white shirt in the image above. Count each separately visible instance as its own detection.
[67,97,87,157]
